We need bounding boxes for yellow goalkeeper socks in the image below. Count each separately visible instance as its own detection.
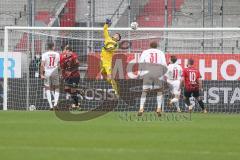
[111,79,120,96]
[107,78,120,96]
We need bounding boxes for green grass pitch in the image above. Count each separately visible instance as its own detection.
[0,111,239,160]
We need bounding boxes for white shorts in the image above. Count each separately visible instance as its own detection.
[142,77,165,90]
[140,64,167,91]
[168,80,181,95]
[44,70,59,87]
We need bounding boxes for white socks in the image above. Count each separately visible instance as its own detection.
[140,92,163,110]
[46,89,60,108]
[171,97,178,103]
[54,89,60,107]
[46,90,53,108]
[157,92,163,109]
[171,97,180,111]
[140,92,147,110]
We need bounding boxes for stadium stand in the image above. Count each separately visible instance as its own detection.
[131,0,184,51]
[0,0,27,51]
[76,0,129,26]
[173,0,240,27]
[35,0,67,26]
[1,0,240,53]
[168,0,240,53]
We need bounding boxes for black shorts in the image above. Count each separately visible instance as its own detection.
[64,77,80,88]
[184,90,200,98]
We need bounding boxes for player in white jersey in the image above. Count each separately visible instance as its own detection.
[138,42,167,116]
[165,55,182,112]
[40,42,60,110]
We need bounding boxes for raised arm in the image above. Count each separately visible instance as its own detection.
[103,23,110,39]
[103,18,112,39]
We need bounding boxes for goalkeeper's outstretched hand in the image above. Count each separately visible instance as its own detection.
[105,18,112,25]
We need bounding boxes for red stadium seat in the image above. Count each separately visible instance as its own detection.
[132,0,184,51]
[60,0,76,27]
[35,11,52,25]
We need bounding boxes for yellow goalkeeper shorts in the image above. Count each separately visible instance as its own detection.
[100,63,112,76]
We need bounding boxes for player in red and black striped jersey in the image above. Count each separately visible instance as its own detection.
[60,44,80,108]
[181,59,207,113]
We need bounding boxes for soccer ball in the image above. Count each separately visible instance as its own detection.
[131,22,138,30]
[28,105,36,111]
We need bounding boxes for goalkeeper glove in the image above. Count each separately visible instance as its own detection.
[105,18,112,25]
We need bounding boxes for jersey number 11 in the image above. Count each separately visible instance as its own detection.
[49,56,55,67]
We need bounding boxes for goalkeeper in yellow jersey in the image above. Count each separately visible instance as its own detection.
[100,18,121,96]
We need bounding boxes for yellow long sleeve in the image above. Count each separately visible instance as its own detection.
[103,24,110,39]
[101,23,118,65]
